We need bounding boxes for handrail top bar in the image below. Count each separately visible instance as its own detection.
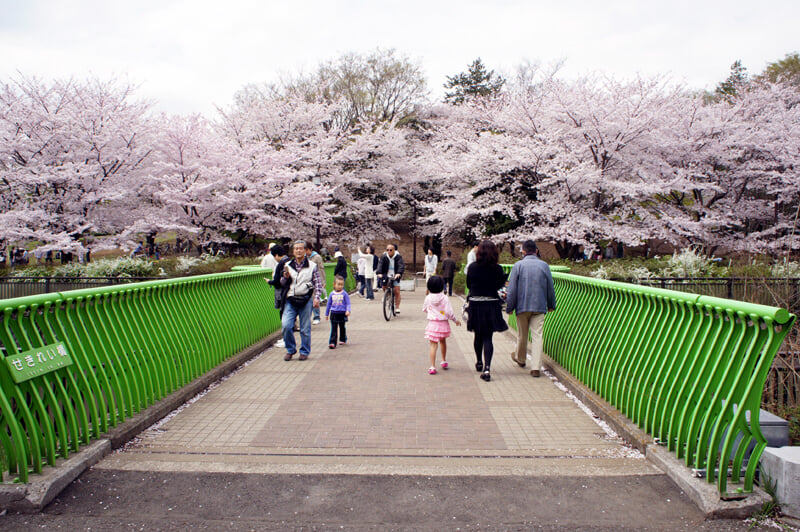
[551,272,795,325]
[0,269,265,308]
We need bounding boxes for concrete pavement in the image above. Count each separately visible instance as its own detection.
[99,286,654,477]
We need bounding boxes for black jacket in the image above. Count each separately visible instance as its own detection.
[268,256,291,310]
[334,256,348,279]
[377,253,405,278]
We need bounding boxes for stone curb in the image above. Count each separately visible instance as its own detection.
[0,333,277,513]
[542,355,770,519]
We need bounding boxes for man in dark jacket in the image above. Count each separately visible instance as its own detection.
[440,250,457,296]
[376,243,405,313]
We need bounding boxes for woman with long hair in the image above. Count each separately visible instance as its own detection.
[465,240,509,381]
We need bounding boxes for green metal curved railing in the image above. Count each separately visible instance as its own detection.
[0,263,350,483]
[0,269,281,483]
[538,272,795,495]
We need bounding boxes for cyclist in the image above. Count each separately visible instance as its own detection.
[376,243,405,314]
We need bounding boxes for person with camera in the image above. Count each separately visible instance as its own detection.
[280,240,324,361]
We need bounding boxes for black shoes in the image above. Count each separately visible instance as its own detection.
[475,361,483,372]
[480,371,491,382]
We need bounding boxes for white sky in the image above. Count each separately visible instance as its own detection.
[1,0,798,116]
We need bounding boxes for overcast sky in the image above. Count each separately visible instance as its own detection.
[1,0,798,116]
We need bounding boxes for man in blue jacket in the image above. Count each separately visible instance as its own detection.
[506,240,556,377]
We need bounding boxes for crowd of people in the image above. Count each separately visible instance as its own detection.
[260,239,557,384]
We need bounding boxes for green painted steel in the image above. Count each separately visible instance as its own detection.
[0,270,279,483]
[532,272,795,495]
[0,263,353,483]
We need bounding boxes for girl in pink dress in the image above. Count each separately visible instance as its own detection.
[422,276,461,374]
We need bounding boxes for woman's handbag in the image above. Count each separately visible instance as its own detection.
[461,298,470,322]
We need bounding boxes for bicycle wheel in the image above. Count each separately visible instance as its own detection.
[383,285,394,321]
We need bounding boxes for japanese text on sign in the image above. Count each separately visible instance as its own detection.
[4,342,73,383]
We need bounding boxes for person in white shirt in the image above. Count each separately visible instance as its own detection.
[357,245,376,300]
[356,255,367,297]
[464,241,479,274]
[424,248,438,280]
[260,243,278,270]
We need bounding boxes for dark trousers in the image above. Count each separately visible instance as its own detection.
[357,274,365,295]
[329,312,348,345]
[473,332,494,370]
[444,276,454,296]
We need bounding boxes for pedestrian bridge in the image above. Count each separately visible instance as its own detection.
[0,266,794,517]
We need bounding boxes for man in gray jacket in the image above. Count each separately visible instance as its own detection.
[506,240,556,377]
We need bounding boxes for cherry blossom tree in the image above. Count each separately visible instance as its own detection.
[653,80,800,255]
[0,75,155,255]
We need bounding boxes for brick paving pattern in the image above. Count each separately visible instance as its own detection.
[101,284,657,477]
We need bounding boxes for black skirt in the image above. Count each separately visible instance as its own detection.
[467,300,509,335]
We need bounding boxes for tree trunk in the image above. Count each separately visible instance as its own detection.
[554,240,581,260]
[412,205,418,268]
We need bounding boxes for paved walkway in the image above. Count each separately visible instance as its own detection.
[7,286,783,530]
[100,285,656,478]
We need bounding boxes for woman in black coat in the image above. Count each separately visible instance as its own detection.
[333,251,348,280]
[466,240,508,382]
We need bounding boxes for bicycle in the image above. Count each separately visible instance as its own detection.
[382,277,397,321]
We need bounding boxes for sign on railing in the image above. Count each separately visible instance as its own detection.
[4,342,73,383]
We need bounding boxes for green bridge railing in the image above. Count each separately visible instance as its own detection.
[534,271,795,495]
[0,263,350,483]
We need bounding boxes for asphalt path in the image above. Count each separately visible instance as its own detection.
[1,469,780,531]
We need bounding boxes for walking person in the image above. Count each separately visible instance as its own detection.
[266,245,290,348]
[440,251,456,296]
[422,275,461,375]
[377,243,405,313]
[424,248,438,281]
[326,275,351,348]
[281,240,324,361]
[506,240,556,377]
[357,245,376,300]
[465,240,508,382]
[305,242,326,324]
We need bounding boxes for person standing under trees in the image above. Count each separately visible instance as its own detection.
[260,243,278,270]
[281,240,324,361]
[357,245,376,300]
[305,241,326,325]
[464,241,479,274]
[377,243,405,313]
[440,251,456,296]
[333,250,348,280]
[466,240,508,382]
[424,248,438,280]
[356,253,367,297]
[505,240,556,378]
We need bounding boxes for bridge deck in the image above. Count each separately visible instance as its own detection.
[100,287,656,478]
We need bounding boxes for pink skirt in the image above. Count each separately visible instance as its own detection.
[425,320,451,341]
